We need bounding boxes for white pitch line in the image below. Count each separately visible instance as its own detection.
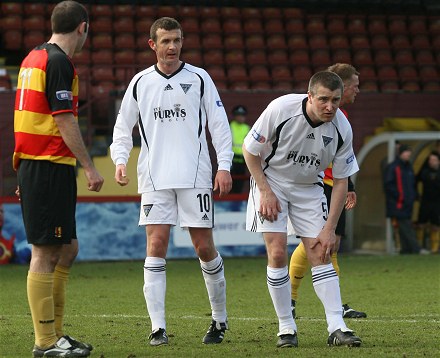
[3,313,439,324]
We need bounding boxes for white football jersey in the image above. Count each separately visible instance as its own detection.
[243,94,359,186]
[110,62,233,193]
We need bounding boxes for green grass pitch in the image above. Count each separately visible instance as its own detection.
[1,255,439,357]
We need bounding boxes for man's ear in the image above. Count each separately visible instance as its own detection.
[148,38,156,51]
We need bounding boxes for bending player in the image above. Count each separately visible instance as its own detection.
[289,63,367,319]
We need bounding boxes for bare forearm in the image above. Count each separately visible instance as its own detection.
[54,114,94,170]
[243,146,271,193]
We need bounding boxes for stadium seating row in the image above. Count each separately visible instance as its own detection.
[0,3,439,93]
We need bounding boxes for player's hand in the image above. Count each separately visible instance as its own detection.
[345,191,357,210]
[259,189,282,222]
[214,170,232,197]
[311,227,336,263]
[85,168,104,192]
[115,164,130,186]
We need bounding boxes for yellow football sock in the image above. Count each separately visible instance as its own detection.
[53,265,70,338]
[416,228,425,247]
[430,231,439,253]
[27,271,57,349]
[289,242,308,301]
[331,252,340,276]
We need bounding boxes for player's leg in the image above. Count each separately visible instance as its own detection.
[248,180,297,347]
[179,188,228,344]
[289,184,361,347]
[20,160,90,356]
[139,190,175,346]
[264,232,298,347]
[288,242,308,318]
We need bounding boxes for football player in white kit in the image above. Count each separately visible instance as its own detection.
[243,71,362,348]
[110,17,233,346]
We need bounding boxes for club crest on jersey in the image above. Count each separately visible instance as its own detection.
[143,204,153,217]
[54,226,62,238]
[251,129,266,143]
[180,83,191,94]
[322,135,333,147]
[164,84,173,91]
[56,90,72,101]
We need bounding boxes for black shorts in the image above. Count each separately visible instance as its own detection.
[18,160,77,245]
[418,200,440,226]
[324,183,346,237]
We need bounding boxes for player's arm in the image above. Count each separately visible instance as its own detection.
[54,113,104,192]
[242,145,281,222]
[314,177,348,262]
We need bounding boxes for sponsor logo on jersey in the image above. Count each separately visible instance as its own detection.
[287,151,321,168]
[216,100,223,107]
[346,153,355,164]
[180,83,192,93]
[322,135,333,147]
[143,204,153,217]
[201,213,210,221]
[164,84,173,91]
[251,129,266,143]
[56,90,73,101]
[306,133,315,139]
[153,105,187,121]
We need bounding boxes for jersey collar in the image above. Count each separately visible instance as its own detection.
[154,62,185,79]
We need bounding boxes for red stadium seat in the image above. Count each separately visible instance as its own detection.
[394,50,415,65]
[353,49,374,65]
[419,65,438,81]
[377,65,399,80]
[245,34,265,49]
[347,17,367,35]
[136,19,155,35]
[391,35,411,49]
[223,34,244,49]
[267,49,288,65]
[380,80,400,92]
[224,50,246,65]
[360,80,379,92]
[200,7,220,19]
[423,81,440,92]
[262,7,283,20]
[74,49,91,65]
[23,31,45,51]
[351,35,370,49]
[157,6,176,17]
[23,16,45,31]
[242,8,262,20]
[183,33,201,50]
[311,49,331,66]
[92,17,112,33]
[137,6,156,18]
[201,19,221,33]
[292,65,313,81]
[135,51,156,66]
[273,81,294,91]
[114,50,136,65]
[285,19,305,33]
[367,15,387,35]
[306,15,325,34]
[201,34,223,49]
[408,16,428,34]
[203,50,224,65]
[332,49,352,64]
[92,67,114,82]
[327,15,346,34]
[92,34,113,49]
[309,34,328,49]
[374,49,394,65]
[113,5,134,18]
[249,65,271,81]
[227,65,249,82]
[266,34,287,50]
[265,19,284,34]
[357,65,377,81]
[401,81,421,92]
[250,81,271,90]
[243,19,264,34]
[3,30,22,50]
[415,50,436,65]
[114,33,136,50]
[223,19,242,34]
[287,35,308,50]
[91,50,113,65]
[91,5,112,17]
[179,6,199,18]
[398,65,418,81]
[228,81,250,90]
[289,49,310,65]
[271,65,291,81]
[180,18,199,33]
[181,49,203,66]
[113,17,135,33]
[411,34,431,50]
[220,7,241,19]
[370,34,391,49]
[206,65,227,82]
[1,15,22,31]
[246,50,267,65]
[1,2,22,15]
[329,35,350,49]
[388,15,407,35]
[283,8,304,20]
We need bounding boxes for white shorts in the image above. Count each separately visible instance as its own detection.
[139,188,213,228]
[246,177,328,238]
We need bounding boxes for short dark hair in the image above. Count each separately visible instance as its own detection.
[327,63,360,83]
[150,17,183,42]
[308,71,344,95]
[51,1,88,34]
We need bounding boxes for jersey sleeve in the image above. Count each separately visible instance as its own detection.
[243,100,278,156]
[331,117,359,179]
[203,72,233,171]
[46,52,75,115]
[110,75,141,166]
